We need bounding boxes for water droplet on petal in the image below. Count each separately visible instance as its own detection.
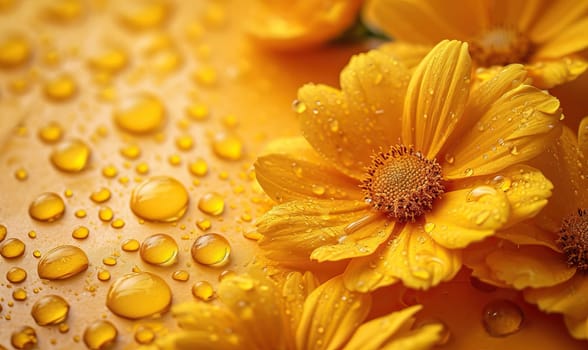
[50,139,91,172]
[191,233,231,267]
[29,192,65,222]
[106,272,172,319]
[114,94,166,134]
[482,299,523,337]
[1,238,26,258]
[31,295,70,326]
[140,233,178,266]
[37,245,89,280]
[83,320,117,350]
[130,176,189,222]
[198,192,225,216]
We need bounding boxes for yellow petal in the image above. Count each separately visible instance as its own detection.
[363,0,482,44]
[378,42,431,70]
[402,40,472,158]
[344,223,462,291]
[579,116,588,157]
[256,199,370,263]
[524,274,588,320]
[255,153,362,203]
[259,136,325,163]
[485,245,575,289]
[218,273,288,349]
[425,186,510,249]
[443,78,562,179]
[343,305,441,350]
[529,1,588,43]
[462,239,516,289]
[296,276,371,350]
[281,271,319,340]
[495,222,560,252]
[453,165,553,227]
[535,18,588,59]
[311,215,393,262]
[526,57,588,89]
[297,49,411,180]
[564,315,588,340]
[157,302,251,350]
[247,0,363,51]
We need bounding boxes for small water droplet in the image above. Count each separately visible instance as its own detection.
[38,122,63,143]
[192,280,215,301]
[90,187,111,203]
[120,144,141,159]
[6,266,27,283]
[31,295,69,326]
[0,34,30,67]
[198,192,225,216]
[134,326,156,345]
[464,168,474,177]
[50,139,91,172]
[37,245,89,280]
[172,270,189,282]
[424,222,435,233]
[491,175,512,192]
[83,320,118,350]
[1,238,26,258]
[44,74,77,101]
[121,238,140,252]
[212,132,243,161]
[140,233,178,266]
[114,94,165,134]
[12,288,27,301]
[14,168,28,181]
[189,158,208,177]
[482,299,524,337]
[98,206,114,222]
[106,272,172,319]
[130,176,189,222]
[191,233,231,267]
[467,186,497,202]
[10,326,37,349]
[292,99,307,113]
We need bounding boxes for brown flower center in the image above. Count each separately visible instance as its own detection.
[558,209,588,271]
[361,145,444,222]
[469,27,531,66]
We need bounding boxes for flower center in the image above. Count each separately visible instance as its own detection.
[361,145,444,222]
[469,27,531,66]
[558,209,588,271]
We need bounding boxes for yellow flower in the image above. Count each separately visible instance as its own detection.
[363,0,588,88]
[254,40,561,292]
[156,271,442,349]
[464,125,588,339]
[247,0,363,51]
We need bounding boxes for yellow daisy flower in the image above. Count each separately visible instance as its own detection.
[464,125,588,339]
[254,40,561,292]
[363,0,588,88]
[156,271,442,349]
[247,0,363,51]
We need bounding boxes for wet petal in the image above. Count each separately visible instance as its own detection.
[535,17,588,58]
[344,223,462,291]
[579,116,588,156]
[343,305,442,350]
[281,271,319,339]
[256,199,370,263]
[424,186,510,249]
[298,50,410,180]
[526,57,588,89]
[296,276,371,350]
[524,274,588,320]
[444,80,562,179]
[311,215,393,262]
[495,222,560,252]
[485,245,575,289]
[564,315,588,340]
[529,1,588,43]
[402,40,472,158]
[255,153,362,203]
[462,239,515,288]
[378,42,431,70]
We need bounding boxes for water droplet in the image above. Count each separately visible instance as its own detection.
[482,299,524,337]
[464,168,474,177]
[44,74,77,101]
[312,185,326,196]
[135,162,150,175]
[102,256,117,266]
[172,270,189,282]
[88,47,128,73]
[444,153,455,164]
[188,158,208,177]
[135,326,156,344]
[119,1,169,29]
[186,102,210,121]
[28,192,65,222]
[38,122,63,143]
[98,206,114,222]
[193,66,217,86]
[114,94,165,134]
[13,288,27,301]
[10,326,37,349]
[90,187,111,203]
[102,165,118,178]
[191,233,231,267]
[121,238,140,252]
[491,175,512,192]
[424,222,435,233]
[120,144,141,159]
[196,218,212,231]
[97,269,111,281]
[1,238,26,258]
[50,139,91,172]
[140,233,178,266]
[198,192,225,216]
[509,145,519,155]
[6,267,27,283]
[111,218,125,229]
[0,224,6,242]
[0,34,30,67]
[31,295,69,326]
[14,168,28,181]
[192,281,215,301]
[130,176,189,222]
[466,186,497,202]
[83,320,117,350]
[175,135,194,151]
[106,272,172,319]
[37,245,89,280]
[212,133,243,160]
[292,99,307,113]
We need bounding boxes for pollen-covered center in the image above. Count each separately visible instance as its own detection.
[469,28,531,66]
[558,209,588,271]
[361,145,444,222]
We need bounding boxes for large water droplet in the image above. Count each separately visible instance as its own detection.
[1,238,25,258]
[140,233,178,266]
[482,299,524,337]
[50,139,91,172]
[37,245,89,280]
[106,272,172,319]
[198,192,225,216]
[28,192,65,222]
[83,320,117,350]
[10,326,37,349]
[114,94,166,134]
[130,176,189,222]
[191,233,231,267]
[31,295,70,326]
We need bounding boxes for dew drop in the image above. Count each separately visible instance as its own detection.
[111,218,125,229]
[101,165,118,178]
[38,122,63,143]
[424,222,435,233]
[140,233,178,266]
[114,94,165,134]
[466,186,497,202]
[88,48,128,73]
[72,226,89,240]
[14,168,28,181]
[130,176,189,222]
[28,192,65,222]
[37,245,89,280]
[50,139,91,172]
[6,267,27,283]
[118,1,169,30]
[13,288,27,301]
[482,299,524,337]
[491,175,512,192]
[0,34,30,67]
[135,162,149,175]
[172,270,189,282]
[464,168,474,177]
[196,218,212,231]
[135,326,156,345]
[175,135,194,151]
[44,74,77,101]
[97,269,111,281]
[98,206,114,222]
[120,144,141,159]
[10,326,37,349]
[292,99,307,114]
[444,153,455,164]
[90,187,111,203]
[198,192,225,216]
[188,158,208,177]
[193,66,217,86]
[212,132,243,160]
[83,320,117,350]
[186,102,210,121]
[106,272,172,319]
[192,281,215,301]
[1,238,26,258]
[121,238,140,252]
[31,295,69,326]
[191,233,231,267]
